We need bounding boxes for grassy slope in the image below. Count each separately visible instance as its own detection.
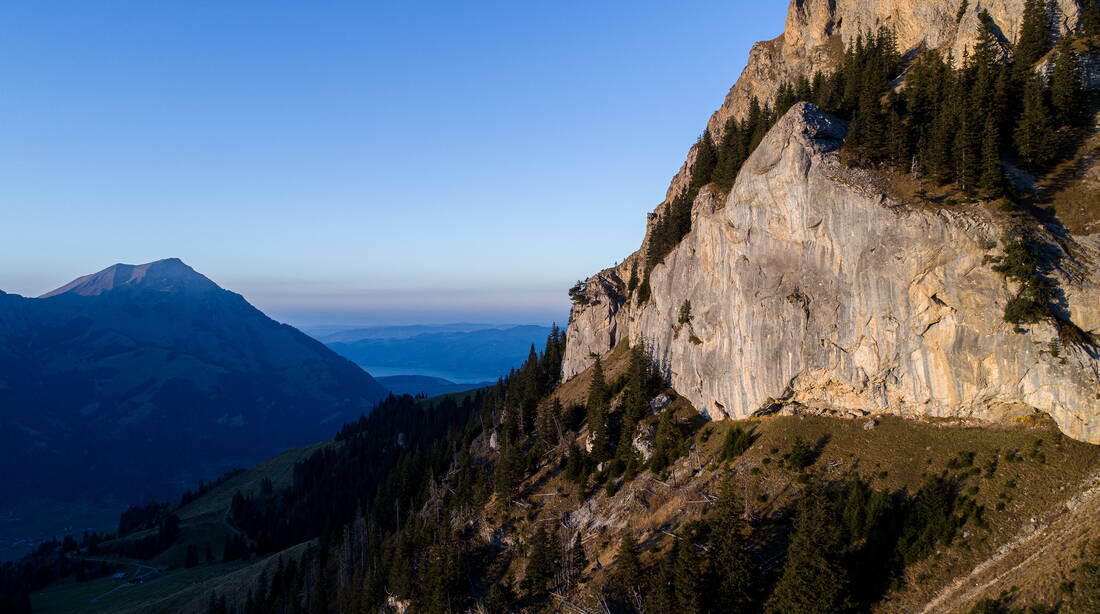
[491,400,1100,613]
[28,347,1100,613]
[30,442,329,614]
[27,382,493,614]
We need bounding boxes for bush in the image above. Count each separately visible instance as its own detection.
[947,451,975,469]
[568,280,590,306]
[1003,296,1048,324]
[720,426,757,461]
[783,437,820,471]
[678,300,693,325]
[636,274,652,304]
[991,240,1055,325]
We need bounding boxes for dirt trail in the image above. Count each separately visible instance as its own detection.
[919,469,1100,613]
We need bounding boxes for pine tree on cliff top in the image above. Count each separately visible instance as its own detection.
[1014,71,1057,168]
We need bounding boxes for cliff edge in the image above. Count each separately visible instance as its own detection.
[566,100,1100,444]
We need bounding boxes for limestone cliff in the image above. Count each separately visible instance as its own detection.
[566,0,1100,443]
[565,98,1100,444]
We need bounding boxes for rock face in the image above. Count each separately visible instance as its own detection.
[666,0,1083,199]
[565,102,1100,444]
[566,0,1100,444]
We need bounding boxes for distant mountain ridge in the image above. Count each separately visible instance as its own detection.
[326,324,555,382]
[317,322,512,343]
[375,375,493,398]
[0,258,387,507]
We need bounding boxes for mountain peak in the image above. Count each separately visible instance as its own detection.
[39,258,221,298]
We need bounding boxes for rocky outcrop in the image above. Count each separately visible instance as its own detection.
[666,0,1083,199]
[566,0,1100,443]
[565,102,1100,443]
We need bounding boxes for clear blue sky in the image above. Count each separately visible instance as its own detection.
[0,0,784,326]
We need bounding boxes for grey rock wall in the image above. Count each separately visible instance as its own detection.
[566,103,1100,443]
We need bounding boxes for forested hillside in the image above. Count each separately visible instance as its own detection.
[8,1,1100,613]
[6,325,1100,613]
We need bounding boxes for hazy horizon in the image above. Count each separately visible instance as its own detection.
[2,257,570,328]
[0,1,783,323]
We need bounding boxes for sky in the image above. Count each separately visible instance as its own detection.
[0,1,785,327]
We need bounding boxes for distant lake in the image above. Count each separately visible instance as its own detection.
[357,364,499,384]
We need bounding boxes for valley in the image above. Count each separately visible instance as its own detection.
[22,357,1100,613]
[6,0,1100,612]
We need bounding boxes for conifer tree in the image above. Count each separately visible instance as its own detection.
[518,345,540,434]
[842,33,866,108]
[1083,0,1100,39]
[850,69,888,160]
[886,104,911,170]
[1050,37,1083,123]
[711,478,758,613]
[524,526,561,593]
[536,397,563,451]
[927,57,961,182]
[767,485,851,614]
[971,13,1005,130]
[494,440,524,498]
[979,114,1004,197]
[689,131,718,191]
[564,441,590,486]
[795,74,812,102]
[992,63,1013,143]
[713,118,745,192]
[539,324,564,388]
[616,344,651,465]
[649,406,681,473]
[614,534,643,593]
[747,97,769,152]
[637,272,652,304]
[422,538,463,614]
[972,13,1003,90]
[586,356,611,461]
[955,99,982,193]
[1014,72,1057,168]
[1015,0,1052,70]
[720,425,755,461]
[645,545,678,614]
[775,82,797,116]
[673,538,705,614]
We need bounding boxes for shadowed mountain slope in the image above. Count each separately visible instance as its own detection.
[0,259,387,506]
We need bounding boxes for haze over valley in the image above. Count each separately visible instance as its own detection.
[5,1,1100,613]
